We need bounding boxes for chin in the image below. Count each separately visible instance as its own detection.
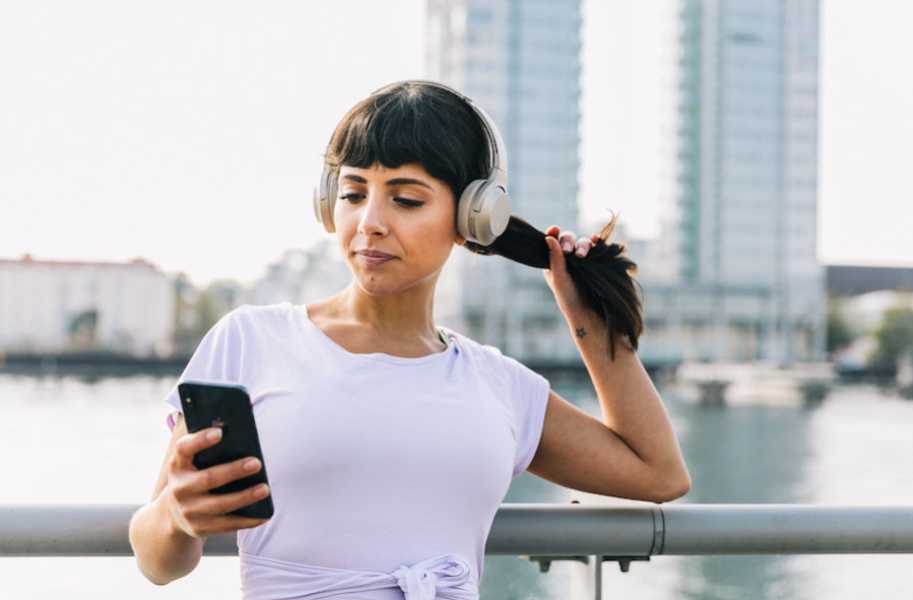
[354,276,401,296]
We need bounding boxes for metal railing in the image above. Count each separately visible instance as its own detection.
[2,502,912,599]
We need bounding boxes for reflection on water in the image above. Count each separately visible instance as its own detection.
[674,398,815,600]
[1,373,911,599]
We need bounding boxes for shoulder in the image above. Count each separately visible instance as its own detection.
[194,303,296,347]
[439,326,497,360]
[221,302,293,329]
[440,328,523,379]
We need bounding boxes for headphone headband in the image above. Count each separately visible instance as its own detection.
[367,79,508,185]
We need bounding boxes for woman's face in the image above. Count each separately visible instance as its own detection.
[335,161,464,296]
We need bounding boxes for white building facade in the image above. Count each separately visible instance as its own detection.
[426,0,583,361]
[0,254,175,357]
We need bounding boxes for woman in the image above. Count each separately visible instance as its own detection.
[128,80,691,599]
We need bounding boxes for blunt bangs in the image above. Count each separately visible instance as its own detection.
[324,84,490,200]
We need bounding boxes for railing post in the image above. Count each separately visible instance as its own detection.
[568,553,602,600]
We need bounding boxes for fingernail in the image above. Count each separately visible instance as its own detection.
[562,242,572,252]
[244,458,260,471]
[207,428,221,441]
[576,247,586,257]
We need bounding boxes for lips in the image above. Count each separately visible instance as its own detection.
[356,250,396,259]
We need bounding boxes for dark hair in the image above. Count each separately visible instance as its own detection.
[324,81,643,360]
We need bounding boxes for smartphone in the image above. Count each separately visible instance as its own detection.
[177,380,274,520]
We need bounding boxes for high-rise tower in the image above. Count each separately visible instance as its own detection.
[660,0,825,362]
[427,0,583,360]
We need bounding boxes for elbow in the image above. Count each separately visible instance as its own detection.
[130,545,181,587]
[651,472,692,504]
[136,561,171,587]
[128,502,194,587]
[128,511,167,586]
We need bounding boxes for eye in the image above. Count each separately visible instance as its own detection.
[394,197,424,208]
[338,193,424,209]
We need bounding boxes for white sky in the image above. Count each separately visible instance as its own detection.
[1,0,911,287]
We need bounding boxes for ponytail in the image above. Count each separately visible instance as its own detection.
[464,211,644,361]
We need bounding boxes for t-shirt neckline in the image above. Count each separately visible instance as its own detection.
[291,302,459,365]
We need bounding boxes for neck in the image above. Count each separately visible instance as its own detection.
[332,279,440,342]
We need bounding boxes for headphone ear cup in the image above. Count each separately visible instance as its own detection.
[457,179,511,246]
[476,182,511,244]
[313,167,337,233]
[456,179,486,244]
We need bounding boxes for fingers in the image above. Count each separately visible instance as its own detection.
[173,427,223,470]
[557,229,576,252]
[183,511,270,538]
[574,237,593,257]
[543,234,567,279]
[545,226,594,258]
[217,515,271,533]
[204,514,271,536]
[169,464,271,537]
[187,456,264,494]
[190,481,271,517]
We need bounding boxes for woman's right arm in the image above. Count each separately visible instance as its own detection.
[128,412,270,585]
[129,413,204,585]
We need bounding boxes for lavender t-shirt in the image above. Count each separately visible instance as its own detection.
[162,302,550,600]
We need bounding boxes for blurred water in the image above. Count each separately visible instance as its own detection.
[1,373,911,599]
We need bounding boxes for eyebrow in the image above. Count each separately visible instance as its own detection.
[341,174,433,190]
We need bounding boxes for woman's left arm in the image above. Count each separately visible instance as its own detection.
[529,227,691,503]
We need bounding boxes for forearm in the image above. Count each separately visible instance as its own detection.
[128,493,205,585]
[568,310,691,489]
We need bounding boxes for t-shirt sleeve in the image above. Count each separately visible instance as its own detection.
[163,308,245,432]
[501,353,551,478]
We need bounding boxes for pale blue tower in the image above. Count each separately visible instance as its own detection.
[661,0,825,363]
[426,0,583,361]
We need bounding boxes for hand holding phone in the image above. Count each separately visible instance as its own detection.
[162,422,271,540]
[171,381,274,523]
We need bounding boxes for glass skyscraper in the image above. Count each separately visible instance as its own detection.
[658,0,825,362]
[426,0,583,361]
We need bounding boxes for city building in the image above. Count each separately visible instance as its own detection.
[426,0,583,361]
[250,240,350,307]
[0,254,175,356]
[652,0,825,363]
[826,264,913,297]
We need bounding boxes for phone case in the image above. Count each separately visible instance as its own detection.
[178,380,274,520]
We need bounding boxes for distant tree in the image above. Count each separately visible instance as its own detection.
[868,306,913,375]
[193,289,222,341]
[171,273,200,356]
[826,296,855,354]
[170,277,240,356]
[170,280,227,356]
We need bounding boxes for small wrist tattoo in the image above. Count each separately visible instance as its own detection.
[575,327,587,339]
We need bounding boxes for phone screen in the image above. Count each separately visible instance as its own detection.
[177,380,274,519]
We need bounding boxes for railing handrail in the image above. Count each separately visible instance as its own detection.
[2,503,912,557]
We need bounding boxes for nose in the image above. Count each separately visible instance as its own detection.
[356,190,389,237]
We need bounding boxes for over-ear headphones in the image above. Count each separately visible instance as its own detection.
[312,79,511,247]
